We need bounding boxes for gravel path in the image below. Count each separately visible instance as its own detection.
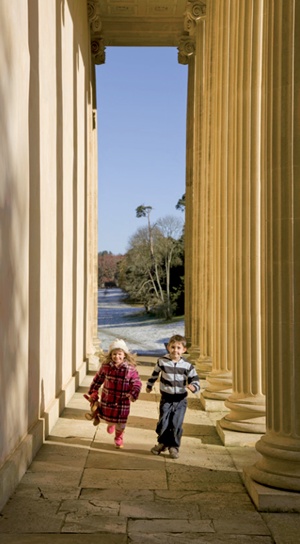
[97,287,184,355]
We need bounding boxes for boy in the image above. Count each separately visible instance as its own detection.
[146,334,200,459]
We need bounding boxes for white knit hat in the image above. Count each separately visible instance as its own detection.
[108,339,129,353]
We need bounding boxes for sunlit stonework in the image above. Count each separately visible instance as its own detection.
[1,0,300,519]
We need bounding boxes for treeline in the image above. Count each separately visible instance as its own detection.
[98,252,124,288]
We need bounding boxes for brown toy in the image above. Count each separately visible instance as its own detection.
[83,393,100,426]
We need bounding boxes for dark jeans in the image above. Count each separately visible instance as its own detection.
[156,395,187,449]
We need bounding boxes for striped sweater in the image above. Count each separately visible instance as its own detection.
[146,355,200,398]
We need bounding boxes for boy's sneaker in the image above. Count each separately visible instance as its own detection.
[151,443,166,455]
[169,447,179,459]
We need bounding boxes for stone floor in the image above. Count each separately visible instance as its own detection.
[1,357,300,544]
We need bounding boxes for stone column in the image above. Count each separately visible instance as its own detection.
[178,36,195,354]
[201,0,233,408]
[245,0,300,498]
[181,2,212,377]
[86,62,101,371]
[215,0,266,438]
[86,18,106,369]
[194,8,212,377]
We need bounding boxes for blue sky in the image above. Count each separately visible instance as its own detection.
[96,47,187,255]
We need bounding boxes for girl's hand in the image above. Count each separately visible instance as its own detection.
[127,394,135,402]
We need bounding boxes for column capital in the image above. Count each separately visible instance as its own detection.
[88,1,104,63]
[87,0,102,32]
[87,0,99,23]
[91,38,106,65]
[184,1,206,35]
[177,35,195,65]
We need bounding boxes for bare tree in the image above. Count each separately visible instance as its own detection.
[135,204,164,303]
[156,215,184,319]
[119,226,163,311]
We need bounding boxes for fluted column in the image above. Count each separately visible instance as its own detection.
[86,64,101,368]
[181,1,212,376]
[201,0,233,406]
[216,0,266,436]
[194,8,212,377]
[85,3,103,367]
[245,0,300,493]
[181,47,195,352]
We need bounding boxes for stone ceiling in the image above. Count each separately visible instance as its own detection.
[88,1,206,63]
[90,0,188,47]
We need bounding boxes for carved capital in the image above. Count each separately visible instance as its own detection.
[87,1,98,23]
[91,38,105,65]
[184,1,206,35]
[177,35,195,65]
[88,1,102,34]
[91,16,102,33]
[186,0,206,19]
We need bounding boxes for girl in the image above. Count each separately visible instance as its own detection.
[86,339,142,448]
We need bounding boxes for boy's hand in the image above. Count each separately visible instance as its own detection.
[146,386,152,393]
[128,395,136,402]
[187,384,196,393]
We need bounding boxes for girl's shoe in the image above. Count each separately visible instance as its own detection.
[114,431,124,448]
[107,424,115,434]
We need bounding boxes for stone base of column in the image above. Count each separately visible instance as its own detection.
[220,394,266,434]
[200,394,230,412]
[243,468,300,512]
[0,418,44,512]
[93,335,102,352]
[195,356,213,378]
[87,353,100,372]
[87,336,102,371]
[186,344,201,364]
[216,420,263,447]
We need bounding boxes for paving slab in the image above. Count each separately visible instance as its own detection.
[261,513,300,543]
[12,481,81,500]
[28,442,90,468]
[0,536,126,544]
[212,512,272,535]
[81,467,168,489]
[120,499,200,518]
[0,497,64,533]
[85,450,164,470]
[16,468,83,488]
[80,488,154,501]
[59,498,120,516]
[61,514,127,533]
[128,534,274,543]
[166,463,243,491]
[128,518,214,533]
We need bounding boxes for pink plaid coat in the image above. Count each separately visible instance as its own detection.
[88,361,142,424]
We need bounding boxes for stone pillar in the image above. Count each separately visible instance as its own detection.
[214,0,266,439]
[193,8,212,377]
[201,0,233,408]
[181,2,212,377]
[179,37,195,354]
[86,63,101,371]
[87,25,105,368]
[244,0,300,501]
